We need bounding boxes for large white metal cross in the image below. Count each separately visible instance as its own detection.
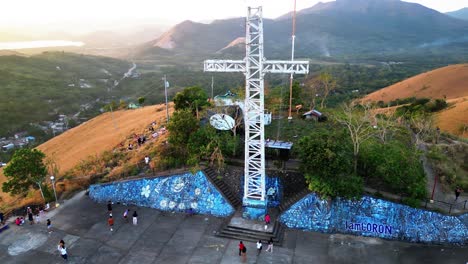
[204,6,308,217]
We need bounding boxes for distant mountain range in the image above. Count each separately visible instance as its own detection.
[446,7,468,20]
[137,0,468,60]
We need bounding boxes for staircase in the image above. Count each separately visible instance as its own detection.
[204,167,241,208]
[217,210,285,246]
[279,188,311,212]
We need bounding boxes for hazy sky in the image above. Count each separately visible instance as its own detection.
[2,0,468,35]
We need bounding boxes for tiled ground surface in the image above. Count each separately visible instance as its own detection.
[0,192,466,264]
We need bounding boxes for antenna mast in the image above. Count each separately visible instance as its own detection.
[288,0,297,121]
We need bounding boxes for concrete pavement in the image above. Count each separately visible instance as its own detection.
[0,191,466,264]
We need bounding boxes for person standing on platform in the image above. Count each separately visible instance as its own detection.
[108,215,114,231]
[47,219,52,233]
[256,240,263,256]
[132,211,138,225]
[265,237,273,253]
[57,239,68,261]
[107,201,112,214]
[455,187,463,201]
[238,241,244,256]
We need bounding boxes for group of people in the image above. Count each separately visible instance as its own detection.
[15,206,46,226]
[238,238,274,262]
[107,201,138,232]
[15,206,53,234]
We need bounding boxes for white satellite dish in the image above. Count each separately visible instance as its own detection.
[210,114,235,130]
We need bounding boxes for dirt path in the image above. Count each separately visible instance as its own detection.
[419,143,467,213]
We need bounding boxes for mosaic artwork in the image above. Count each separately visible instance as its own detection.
[280,193,468,244]
[89,171,235,217]
[240,176,282,208]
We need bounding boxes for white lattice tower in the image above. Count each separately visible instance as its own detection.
[204,6,308,212]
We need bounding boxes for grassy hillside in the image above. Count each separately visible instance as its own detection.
[0,103,173,209]
[363,64,468,102]
[0,52,130,137]
[363,64,468,137]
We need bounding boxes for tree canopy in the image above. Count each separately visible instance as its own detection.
[2,148,48,198]
[297,129,363,199]
[173,86,210,118]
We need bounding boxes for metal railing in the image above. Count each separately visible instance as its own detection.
[424,198,468,215]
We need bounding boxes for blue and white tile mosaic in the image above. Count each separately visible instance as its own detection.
[89,171,235,217]
[239,176,283,208]
[280,193,468,244]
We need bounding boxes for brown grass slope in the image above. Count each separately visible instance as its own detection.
[436,97,468,137]
[363,64,468,138]
[0,104,172,207]
[363,64,468,102]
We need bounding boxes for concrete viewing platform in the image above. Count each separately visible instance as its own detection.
[0,191,467,264]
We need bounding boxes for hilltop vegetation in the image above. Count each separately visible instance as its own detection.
[0,52,130,137]
[363,64,468,137]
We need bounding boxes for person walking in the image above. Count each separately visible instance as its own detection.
[108,215,114,231]
[107,201,112,214]
[57,240,68,261]
[47,219,52,234]
[28,211,34,225]
[132,211,138,225]
[265,213,271,225]
[265,237,273,253]
[256,240,263,256]
[123,209,129,223]
[455,187,463,201]
[238,241,244,256]
[241,244,247,263]
[264,213,271,230]
[144,156,150,165]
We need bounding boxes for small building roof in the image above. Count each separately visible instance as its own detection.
[303,109,322,117]
[265,140,293,150]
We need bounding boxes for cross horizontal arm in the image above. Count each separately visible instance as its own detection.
[264,60,309,75]
[204,60,246,73]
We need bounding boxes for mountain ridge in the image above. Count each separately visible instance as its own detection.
[446,7,468,20]
[137,0,468,61]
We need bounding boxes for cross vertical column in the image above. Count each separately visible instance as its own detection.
[242,6,267,219]
[204,6,309,220]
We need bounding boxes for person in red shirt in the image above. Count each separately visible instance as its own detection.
[108,216,114,231]
[238,241,244,256]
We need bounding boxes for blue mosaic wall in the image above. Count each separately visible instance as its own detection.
[240,176,283,208]
[280,193,468,244]
[242,198,267,220]
[89,171,235,217]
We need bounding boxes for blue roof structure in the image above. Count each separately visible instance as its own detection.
[265,140,293,150]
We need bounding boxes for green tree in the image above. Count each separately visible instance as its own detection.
[297,129,362,199]
[167,109,199,156]
[2,148,48,201]
[119,99,128,110]
[283,81,303,114]
[138,96,145,105]
[103,100,119,112]
[173,86,210,119]
[335,103,376,174]
[317,72,336,109]
[360,140,426,204]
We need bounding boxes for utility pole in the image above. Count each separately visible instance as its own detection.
[211,76,214,99]
[288,0,297,121]
[163,75,169,123]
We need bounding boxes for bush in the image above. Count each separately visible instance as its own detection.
[298,129,362,199]
[359,139,427,200]
[401,197,421,208]
[42,184,55,203]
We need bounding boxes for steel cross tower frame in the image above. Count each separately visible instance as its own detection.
[204,7,308,213]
